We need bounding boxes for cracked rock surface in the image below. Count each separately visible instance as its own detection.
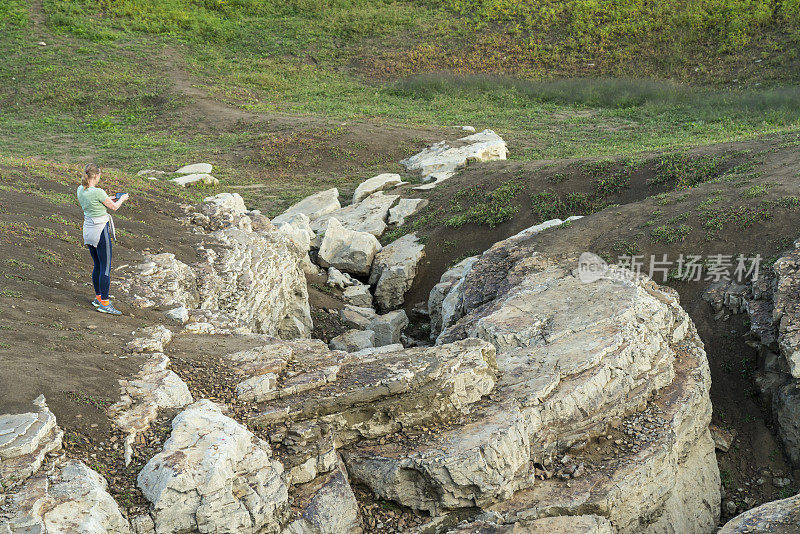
[137,400,288,534]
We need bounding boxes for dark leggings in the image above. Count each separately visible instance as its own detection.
[87,223,112,300]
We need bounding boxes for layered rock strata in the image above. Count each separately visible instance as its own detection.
[120,193,312,339]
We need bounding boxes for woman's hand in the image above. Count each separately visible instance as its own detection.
[102,194,129,211]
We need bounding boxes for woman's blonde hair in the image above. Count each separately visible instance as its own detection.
[81,163,100,187]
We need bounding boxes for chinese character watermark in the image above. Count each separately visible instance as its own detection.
[578,252,761,284]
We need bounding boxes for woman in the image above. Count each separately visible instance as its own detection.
[77,163,128,315]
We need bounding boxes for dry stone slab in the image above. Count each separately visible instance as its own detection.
[317,218,382,276]
[352,173,403,204]
[272,188,340,225]
[369,233,425,311]
[342,284,372,308]
[368,309,408,346]
[311,192,398,237]
[253,339,496,449]
[447,514,614,533]
[329,329,374,352]
[107,353,193,465]
[138,400,288,534]
[0,396,62,490]
[401,129,507,186]
[171,173,218,187]
[175,163,213,174]
[1,460,130,533]
[388,198,428,226]
[718,493,800,533]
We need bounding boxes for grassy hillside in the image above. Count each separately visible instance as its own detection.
[1,0,799,209]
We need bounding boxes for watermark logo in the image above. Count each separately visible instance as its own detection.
[578,253,761,283]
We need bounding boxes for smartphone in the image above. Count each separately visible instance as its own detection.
[115,192,126,200]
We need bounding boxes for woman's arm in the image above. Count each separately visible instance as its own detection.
[102,194,129,211]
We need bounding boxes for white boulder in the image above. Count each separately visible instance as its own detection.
[137,400,288,534]
[369,233,425,311]
[342,284,373,308]
[1,460,131,533]
[317,219,382,276]
[273,188,340,225]
[311,192,398,237]
[352,173,403,204]
[401,129,507,186]
[175,163,213,174]
[171,173,218,187]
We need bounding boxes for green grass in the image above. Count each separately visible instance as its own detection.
[1,0,800,175]
[445,180,522,228]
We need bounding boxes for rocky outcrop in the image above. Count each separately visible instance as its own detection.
[317,218,382,276]
[718,493,800,533]
[138,400,288,534]
[369,233,425,311]
[108,353,193,465]
[339,229,719,530]
[744,238,800,466]
[429,256,479,340]
[1,460,131,533]
[0,396,62,491]
[352,173,403,204]
[121,194,312,339]
[402,130,508,188]
[272,188,341,225]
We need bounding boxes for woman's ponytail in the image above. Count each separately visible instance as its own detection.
[82,163,100,187]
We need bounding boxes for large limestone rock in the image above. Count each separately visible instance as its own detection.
[341,284,372,308]
[1,460,130,533]
[429,256,479,339]
[352,173,403,204]
[401,129,508,187]
[252,338,496,450]
[176,163,213,174]
[171,173,218,187]
[108,353,194,465]
[317,218,382,276]
[367,309,409,347]
[121,195,312,339]
[283,459,362,534]
[329,329,374,352]
[718,493,800,533]
[388,198,428,226]
[138,400,288,534]
[311,192,398,237]
[341,232,719,530]
[0,396,63,490]
[369,233,425,311]
[272,188,340,225]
